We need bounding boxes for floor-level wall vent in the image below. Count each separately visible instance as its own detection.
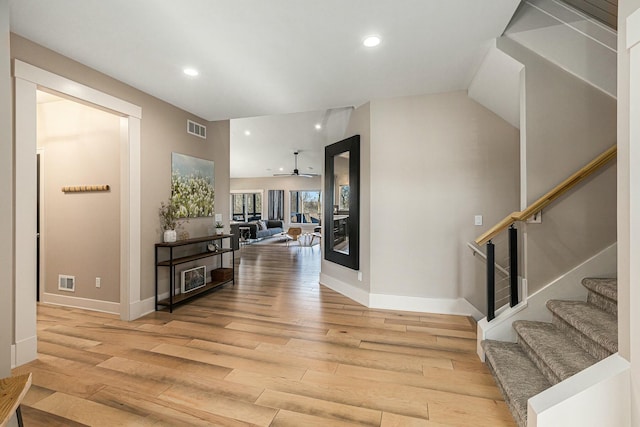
[58,274,75,292]
[187,119,207,139]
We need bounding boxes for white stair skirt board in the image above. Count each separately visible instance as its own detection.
[42,292,120,315]
[320,273,483,319]
[369,294,484,320]
[476,243,617,360]
[528,354,631,427]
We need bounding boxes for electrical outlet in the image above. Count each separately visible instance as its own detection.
[358,271,363,281]
[96,277,101,288]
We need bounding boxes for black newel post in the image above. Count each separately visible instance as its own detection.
[487,240,495,321]
[509,225,519,307]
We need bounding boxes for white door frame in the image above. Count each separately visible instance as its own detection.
[13,60,141,366]
[627,8,640,425]
[36,147,44,304]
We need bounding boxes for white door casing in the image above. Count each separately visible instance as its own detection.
[13,60,142,366]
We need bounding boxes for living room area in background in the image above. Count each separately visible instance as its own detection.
[229,186,323,248]
[290,190,322,225]
[232,191,261,222]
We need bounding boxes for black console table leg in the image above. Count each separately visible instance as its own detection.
[16,405,24,427]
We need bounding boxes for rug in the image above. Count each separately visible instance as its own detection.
[250,235,320,247]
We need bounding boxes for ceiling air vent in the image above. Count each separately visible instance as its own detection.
[58,274,75,292]
[187,119,207,139]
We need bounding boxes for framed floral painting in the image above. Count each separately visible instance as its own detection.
[171,152,214,218]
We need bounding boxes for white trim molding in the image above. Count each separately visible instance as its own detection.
[320,273,484,320]
[12,60,143,369]
[319,273,369,307]
[42,293,120,315]
[529,354,631,427]
[130,295,160,320]
[14,60,141,118]
[369,294,483,320]
[13,336,37,368]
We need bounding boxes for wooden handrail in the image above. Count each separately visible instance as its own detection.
[475,144,617,246]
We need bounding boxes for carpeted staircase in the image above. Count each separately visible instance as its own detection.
[482,278,618,427]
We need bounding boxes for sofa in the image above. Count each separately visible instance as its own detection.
[230,220,284,246]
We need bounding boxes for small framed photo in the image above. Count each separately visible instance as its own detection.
[181,265,206,293]
[339,185,350,211]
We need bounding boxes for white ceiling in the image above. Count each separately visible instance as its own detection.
[231,108,352,178]
[10,0,521,177]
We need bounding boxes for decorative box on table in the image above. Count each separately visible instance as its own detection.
[211,268,233,282]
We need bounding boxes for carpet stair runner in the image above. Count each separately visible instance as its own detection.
[482,278,618,427]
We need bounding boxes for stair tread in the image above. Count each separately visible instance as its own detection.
[546,300,618,354]
[482,340,551,427]
[514,320,598,382]
[582,278,617,302]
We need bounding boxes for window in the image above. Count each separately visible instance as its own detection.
[232,192,262,222]
[290,190,321,224]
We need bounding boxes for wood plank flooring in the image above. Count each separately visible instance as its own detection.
[13,245,514,426]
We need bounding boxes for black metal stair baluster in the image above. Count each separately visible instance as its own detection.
[487,240,496,321]
[509,225,519,307]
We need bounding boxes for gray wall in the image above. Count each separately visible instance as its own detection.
[0,0,12,376]
[499,37,617,295]
[38,97,121,303]
[11,34,231,304]
[369,91,519,305]
[321,102,372,294]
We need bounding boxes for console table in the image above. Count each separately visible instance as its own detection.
[155,234,234,313]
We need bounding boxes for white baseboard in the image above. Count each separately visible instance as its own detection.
[319,273,369,306]
[13,335,37,367]
[10,344,15,369]
[129,295,159,320]
[319,273,484,319]
[369,294,484,320]
[42,292,120,315]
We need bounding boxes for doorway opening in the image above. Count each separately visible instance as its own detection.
[36,90,122,310]
[13,60,142,367]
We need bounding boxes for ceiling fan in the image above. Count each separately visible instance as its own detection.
[273,151,319,178]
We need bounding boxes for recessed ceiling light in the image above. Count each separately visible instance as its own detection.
[244,130,251,136]
[315,123,322,130]
[183,68,199,77]
[363,35,381,47]
[279,167,284,171]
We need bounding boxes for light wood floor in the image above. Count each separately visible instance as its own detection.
[13,245,515,426]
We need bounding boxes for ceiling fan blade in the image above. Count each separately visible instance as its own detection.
[272,151,319,177]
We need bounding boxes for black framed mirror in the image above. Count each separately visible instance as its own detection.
[324,135,360,270]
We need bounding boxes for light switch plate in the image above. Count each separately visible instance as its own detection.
[474,215,483,226]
